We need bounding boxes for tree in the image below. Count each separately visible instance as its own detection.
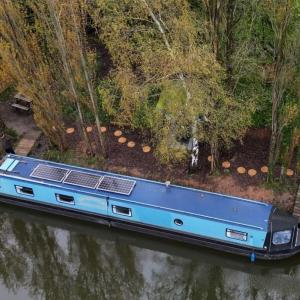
[90,0,251,171]
[0,0,67,150]
[263,0,300,179]
[0,0,107,157]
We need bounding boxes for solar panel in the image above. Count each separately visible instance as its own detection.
[63,170,102,189]
[30,164,69,182]
[97,176,136,195]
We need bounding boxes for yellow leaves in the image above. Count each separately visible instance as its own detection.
[281,102,299,126]
[0,61,13,93]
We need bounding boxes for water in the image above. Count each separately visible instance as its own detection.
[0,201,299,300]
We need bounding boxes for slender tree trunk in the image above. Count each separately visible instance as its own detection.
[225,0,236,90]
[47,0,91,153]
[210,141,219,173]
[268,61,284,180]
[287,128,300,168]
[268,2,291,181]
[70,2,107,157]
[203,0,223,61]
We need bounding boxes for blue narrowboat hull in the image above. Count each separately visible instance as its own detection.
[0,192,299,260]
[0,154,300,260]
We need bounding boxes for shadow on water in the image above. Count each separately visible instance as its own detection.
[0,199,299,300]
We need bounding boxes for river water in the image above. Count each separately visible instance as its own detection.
[0,202,299,300]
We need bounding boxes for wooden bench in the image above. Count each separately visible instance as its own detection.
[11,103,30,111]
[11,93,32,112]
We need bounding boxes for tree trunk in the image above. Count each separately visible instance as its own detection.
[47,0,91,153]
[210,141,219,173]
[70,2,107,158]
[268,1,292,180]
[225,0,236,90]
[203,0,223,61]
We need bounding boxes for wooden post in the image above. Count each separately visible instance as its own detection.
[293,183,300,219]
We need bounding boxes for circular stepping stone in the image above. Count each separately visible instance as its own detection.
[127,141,136,148]
[207,155,212,162]
[222,161,231,169]
[114,130,122,137]
[86,126,93,133]
[286,169,294,176]
[261,166,268,173]
[248,169,257,177]
[118,137,127,144]
[66,127,75,134]
[237,167,246,174]
[100,126,107,133]
[142,146,151,153]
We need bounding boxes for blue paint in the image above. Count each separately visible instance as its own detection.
[0,155,272,249]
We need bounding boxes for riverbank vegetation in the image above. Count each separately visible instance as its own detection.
[0,0,299,183]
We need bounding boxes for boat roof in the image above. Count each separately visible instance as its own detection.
[0,155,272,230]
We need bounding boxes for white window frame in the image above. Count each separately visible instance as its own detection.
[226,228,248,241]
[55,193,75,205]
[112,205,132,217]
[15,185,34,196]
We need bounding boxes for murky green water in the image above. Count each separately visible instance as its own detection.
[0,201,299,300]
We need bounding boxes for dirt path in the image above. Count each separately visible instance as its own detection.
[0,102,41,155]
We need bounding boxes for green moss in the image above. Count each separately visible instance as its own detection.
[0,86,15,103]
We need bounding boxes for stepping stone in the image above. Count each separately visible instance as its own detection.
[100,126,107,133]
[287,169,294,176]
[118,137,127,144]
[142,146,151,153]
[248,169,257,177]
[237,167,246,174]
[86,126,93,133]
[114,130,122,137]
[261,166,268,173]
[127,141,136,148]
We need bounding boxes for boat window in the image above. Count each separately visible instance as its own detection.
[174,219,183,226]
[55,193,74,204]
[272,230,292,245]
[112,205,132,217]
[15,185,34,196]
[226,229,248,241]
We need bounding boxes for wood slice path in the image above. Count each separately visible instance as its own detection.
[15,129,41,156]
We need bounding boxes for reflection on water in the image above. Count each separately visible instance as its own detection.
[0,201,299,300]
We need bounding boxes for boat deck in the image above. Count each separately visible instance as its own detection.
[0,155,273,230]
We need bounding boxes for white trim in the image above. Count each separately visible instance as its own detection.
[55,193,75,205]
[112,205,132,217]
[15,185,34,197]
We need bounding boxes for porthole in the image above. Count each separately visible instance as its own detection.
[174,219,183,226]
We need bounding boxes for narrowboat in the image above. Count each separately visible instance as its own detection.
[0,154,299,260]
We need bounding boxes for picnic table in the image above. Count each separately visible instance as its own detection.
[11,93,32,112]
